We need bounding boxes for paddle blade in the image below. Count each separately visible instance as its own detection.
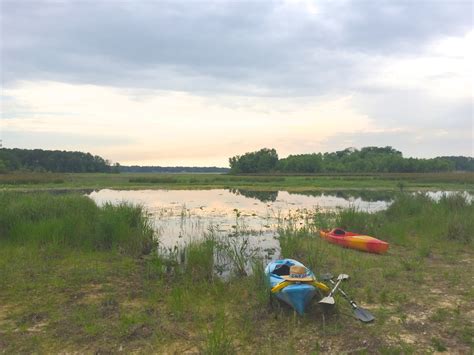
[354,307,375,323]
[319,296,335,305]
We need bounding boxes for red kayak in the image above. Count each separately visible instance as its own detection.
[320,228,389,254]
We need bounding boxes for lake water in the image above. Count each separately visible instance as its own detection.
[87,188,469,274]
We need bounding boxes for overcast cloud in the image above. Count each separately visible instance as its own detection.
[1,0,473,165]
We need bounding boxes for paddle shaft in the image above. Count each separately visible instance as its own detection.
[327,277,344,298]
[327,278,360,310]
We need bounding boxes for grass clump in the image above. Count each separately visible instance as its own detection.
[0,192,156,256]
[431,337,447,352]
[204,310,235,354]
[184,238,216,282]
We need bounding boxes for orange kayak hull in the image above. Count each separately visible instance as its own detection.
[319,229,389,254]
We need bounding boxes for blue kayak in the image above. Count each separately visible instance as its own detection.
[265,259,320,315]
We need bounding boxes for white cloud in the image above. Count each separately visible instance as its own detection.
[2,81,376,165]
[365,31,473,99]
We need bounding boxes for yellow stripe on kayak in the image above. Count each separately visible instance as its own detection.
[271,280,330,294]
[311,281,330,293]
[271,281,291,293]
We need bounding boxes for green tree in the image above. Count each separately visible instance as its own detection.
[229,148,278,173]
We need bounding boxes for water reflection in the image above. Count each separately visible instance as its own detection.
[229,188,395,203]
[290,190,395,202]
[229,189,278,202]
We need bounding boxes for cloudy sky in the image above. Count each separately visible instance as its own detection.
[1,0,472,166]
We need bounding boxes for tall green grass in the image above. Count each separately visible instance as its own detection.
[336,192,474,246]
[0,172,65,185]
[204,310,235,354]
[0,192,156,256]
[184,237,216,282]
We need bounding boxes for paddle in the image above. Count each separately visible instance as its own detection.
[320,273,375,323]
[319,273,348,305]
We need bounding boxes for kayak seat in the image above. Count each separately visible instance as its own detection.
[272,264,290,276]
[333,228,346,236]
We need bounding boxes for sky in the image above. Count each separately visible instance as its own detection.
[1,0,473,166]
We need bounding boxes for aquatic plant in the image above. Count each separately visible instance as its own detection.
[216,235,257,277]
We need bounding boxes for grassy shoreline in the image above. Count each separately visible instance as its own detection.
[1,192,473,353]
[1,172,473,192]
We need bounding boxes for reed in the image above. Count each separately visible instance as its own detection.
[183,237,216,282]
[216,236,256,277]
[0,192,156,256]
[249,258,269,307]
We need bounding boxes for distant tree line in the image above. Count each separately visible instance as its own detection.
[0,148,230,174]
[438,156,474,172]
[228,147,474,174]
[0,148,111,173]
[2,147,471,175]
[119,166,229,173]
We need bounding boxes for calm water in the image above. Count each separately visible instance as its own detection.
[87,188,470,274]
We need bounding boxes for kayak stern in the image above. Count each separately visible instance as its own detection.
[265,259,319,315]
[276,283,316,315]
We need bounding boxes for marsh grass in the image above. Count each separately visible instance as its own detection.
[0,172,66,185]
[249,258,269,306]
[216,235,257,276]
[128,175,285,187]
[183,237,216,282]
[5,172,473,193]
[335,192,474,247]
[0,192,156,256]
[129,176,179,184]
